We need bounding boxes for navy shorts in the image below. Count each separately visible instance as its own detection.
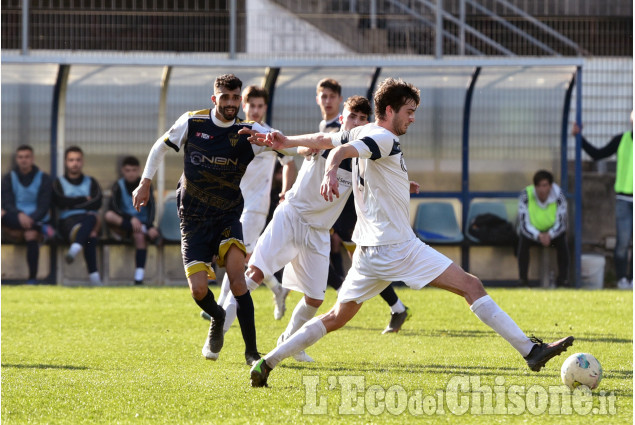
[180,214,246,279]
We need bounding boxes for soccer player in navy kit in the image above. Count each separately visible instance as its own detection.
[133,74,273,365]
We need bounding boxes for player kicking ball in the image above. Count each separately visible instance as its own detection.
[249,78,574,387]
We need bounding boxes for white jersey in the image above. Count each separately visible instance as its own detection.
[284,144,353,230]
[241,146,294,215]
[330,123,415,246]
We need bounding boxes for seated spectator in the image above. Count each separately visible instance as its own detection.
[517,170,569,287]
[53,146,103,286]
[104,156,160,285]
[1,145,54,284]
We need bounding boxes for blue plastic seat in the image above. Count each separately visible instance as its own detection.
[159,197,181,242]
[465,201,508,243]
[413,202,464,244]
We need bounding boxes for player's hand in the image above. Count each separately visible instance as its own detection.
[131,217,143,233]
[132,179,151,212]
[571,123,582,136]
[538,232,551,247]
[409,181,420,194]
[266,131,290,150]
[18,212,33,229]
[238,128,268,146]
[320,169,340,202]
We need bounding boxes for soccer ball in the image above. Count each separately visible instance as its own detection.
[560,353,603,390]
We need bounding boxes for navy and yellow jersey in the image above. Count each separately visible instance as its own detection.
[162,109,268,220]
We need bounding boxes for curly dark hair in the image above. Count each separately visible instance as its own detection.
[214,74,243,92]
[344,95,372,118]
[373,78,420,120]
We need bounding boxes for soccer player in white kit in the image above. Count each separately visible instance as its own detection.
[250,78,574,387]
[211,86,297,326]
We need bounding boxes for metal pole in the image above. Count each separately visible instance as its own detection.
[574,66,583,287]
[21,0,29,55]
[370,0,377,29]
[157,66,172,221]
[435,0,443,59]
[461,66,481,272]
[229,0,237,59]
[561,74,576,196]
[263,67,280,126]
[459,0,465,55]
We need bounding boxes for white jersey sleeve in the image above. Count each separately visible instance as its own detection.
[162,111,191,151]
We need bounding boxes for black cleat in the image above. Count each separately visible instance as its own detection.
[245,351,261,366]
[524,336,574,371]
[134,280,143,285]
[202,309,225,360]
[250,358,272,387]
[382,306,412,334]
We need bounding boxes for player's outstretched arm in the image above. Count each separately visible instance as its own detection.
[133,137,171,212]
[321,144,359,202]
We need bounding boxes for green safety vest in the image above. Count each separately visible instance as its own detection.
[615,131,633,195]
[526,186,556,232]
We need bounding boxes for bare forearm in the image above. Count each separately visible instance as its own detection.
[287,133,334,150]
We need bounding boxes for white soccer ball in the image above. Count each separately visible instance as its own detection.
[560,353,603,390]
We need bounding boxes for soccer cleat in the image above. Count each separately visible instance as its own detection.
[200,311,212,321]
[65,252,75,264]
[524,335,574,372]
[250,358,272,387]
[292,350,314,363]
[134,280,143,285]
[201,309,225,361]
[273,287,290,320]
[245,351,261,366]
[617,277,633,290]
[382,306,412,334]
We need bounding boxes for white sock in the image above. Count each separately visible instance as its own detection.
[89,272,101,285]
[263,274,282,295]
[222,295,237,334]
[68,243,82,258]
[470,295,534,357]
[279,298,319,343]
[245,276,260,292]
[218,273,231,306]
[390,299,406,314]
[265,317,326,368]
[134,268,144,282]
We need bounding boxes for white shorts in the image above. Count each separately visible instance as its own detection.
[240,210,267,254]
[338,238,453,304]
[248,202,330,300]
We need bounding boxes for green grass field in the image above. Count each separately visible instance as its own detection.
[2,285,632,424]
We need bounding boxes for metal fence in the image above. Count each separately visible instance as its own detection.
[2,0,632,57]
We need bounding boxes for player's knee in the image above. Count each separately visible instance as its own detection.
[463,273,487,302]
[24,229,39,241]
[245,265,264,284]
[104,210,118,224]
[190,284,208,300]
[305,296,323,308]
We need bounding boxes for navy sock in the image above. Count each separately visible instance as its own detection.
[327,262,344,290]
[136,249,147,269]
[120,217,132,233]
[330,251,345,280]
[74,215,97,245]
[194,289,224,320]
[26,240,39,280]
[379,284,399,306]
[235,292,258,354]
[83,236,99,273]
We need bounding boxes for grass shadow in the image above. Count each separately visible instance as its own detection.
[2,363,89,371]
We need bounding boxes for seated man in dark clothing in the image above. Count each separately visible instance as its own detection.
[1,145,54,284]
[53,146,103,286]
[104,156,161,285]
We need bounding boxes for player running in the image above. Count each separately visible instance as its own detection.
[249,78,574,387]
[133,74,276,366]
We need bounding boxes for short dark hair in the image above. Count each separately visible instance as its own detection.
[214,74,243,92]
[533,170,554,186]
[16,145,33,154]
[316,78,342,96]
[344,95,372,118]
[373,78,420,120]
[242,85,269,104]
[121,156,140,167]
[64,146,83,159]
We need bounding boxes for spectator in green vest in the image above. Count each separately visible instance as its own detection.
[573,116,633,289]
[517,170,569,287]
